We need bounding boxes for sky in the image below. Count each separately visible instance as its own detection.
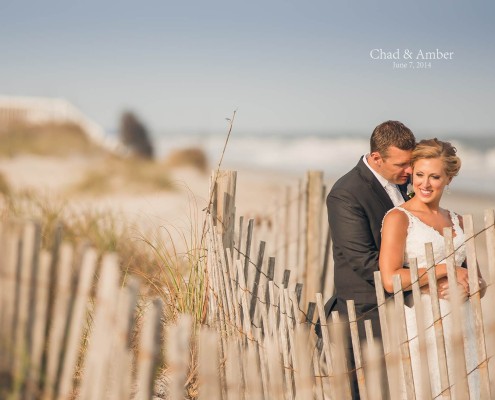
[1,0,494,136]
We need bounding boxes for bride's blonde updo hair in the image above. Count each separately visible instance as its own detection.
[411,138,461,178]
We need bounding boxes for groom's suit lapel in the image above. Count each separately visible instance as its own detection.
[356,159,394,210]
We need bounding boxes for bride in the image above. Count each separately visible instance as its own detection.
[379,138,486,399]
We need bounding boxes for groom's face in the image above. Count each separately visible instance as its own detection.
[373,146,413,184]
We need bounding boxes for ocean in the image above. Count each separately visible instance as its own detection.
[155,132,495,196]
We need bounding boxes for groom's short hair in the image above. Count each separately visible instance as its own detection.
[370,120,416,158]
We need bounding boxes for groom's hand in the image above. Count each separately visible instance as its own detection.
[437,275,469,301]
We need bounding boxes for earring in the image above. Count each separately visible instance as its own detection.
[445,185,451,194]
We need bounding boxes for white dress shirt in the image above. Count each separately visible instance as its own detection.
[363,154,405,206]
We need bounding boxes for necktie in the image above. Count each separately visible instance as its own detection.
[385,183,405,206]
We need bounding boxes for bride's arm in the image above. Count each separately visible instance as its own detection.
[379,209,432,293]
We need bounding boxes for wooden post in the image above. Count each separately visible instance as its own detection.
[444,228,469,399]
[243,219,254,284]
[225,246,243,333]
[225,340,242,400]
[408,258,432,400]
[282,269,291,289]
[293,326,313,400]
[463,214,491,399]
[392,275,416,400]
[424,242,450,397]
[135,299,163,400]
[266,335,285,400]
[249,241,265,321]
[43,243,74,400]
[78,253,121,400]
[279,289,295,400]
[22,221,41,363]
[284,185,291,269]
[315,293,335,395]
[484,210,495,284]
[296,179,303,278]
[215,234,234,333]
[199,328,221,400]
[12,221,39,395]
[284,288,297,368]
[331,311,352,400]
[373,271,396,397]
[27,251,51,397]
[253,326,270,400]
[236,259,253,338]
[303,171,324,309]
[347,300,369,400]
[364,320,383,400]
[268,281,279,339]
[107,278,140,400]
[245,342,264,399]
[211,170,237,259]
[57,248,98,400]
[167,314,193,400]
[321,222,334,299]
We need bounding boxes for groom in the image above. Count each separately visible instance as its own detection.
[323,120,416,340]
[317,120,415,398]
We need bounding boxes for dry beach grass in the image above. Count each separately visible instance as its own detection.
[1,120,494,398]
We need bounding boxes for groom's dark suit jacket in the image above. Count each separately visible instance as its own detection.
[319,157,409,340]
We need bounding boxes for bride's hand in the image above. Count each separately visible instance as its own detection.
[455,266,469,294]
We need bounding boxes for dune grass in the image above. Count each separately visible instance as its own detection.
[71,155,174,195]
[1,187,207,325]
[0,171,10,195]
[0,121,105,158]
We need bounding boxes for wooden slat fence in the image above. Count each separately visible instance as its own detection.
[1,170,495,399]
[0,219,162,400]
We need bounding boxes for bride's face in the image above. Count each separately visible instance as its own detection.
[412,157,451,203]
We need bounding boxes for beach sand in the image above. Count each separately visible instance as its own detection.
[1,154,493,263]
[2,153,495,369]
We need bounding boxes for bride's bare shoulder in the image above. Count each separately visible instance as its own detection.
[383,207,409,228]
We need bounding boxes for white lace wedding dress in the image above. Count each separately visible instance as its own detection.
[391,206,479,399]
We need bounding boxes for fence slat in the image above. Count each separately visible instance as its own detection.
[315,293,335,396]
[424,243,451,398]
[107,278,140,400]
[264,335,283,400]
[27,250,51,398]
[236,259,253,338]
[331,311,352,400]
[167,314,193,400]
[249,241,265,321]
[43,243,74,400]
[293,326,313,400]
[444,227,469,399]
[136,299,163,400]
[484,210,495,284]
[463,214,491,400]
[18,222,41,391]
[364,320,383,400]
[225,246,243,333]
[225,340,242,400]
[303,171,323,309]
[243,218,254,283]
[347,299,369,400]
[279,288,295,400]
[408,258,432,400]
[392,275,416,400]
[245,342,264,400]
[57,248,98,400]
[78,253,120,400]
